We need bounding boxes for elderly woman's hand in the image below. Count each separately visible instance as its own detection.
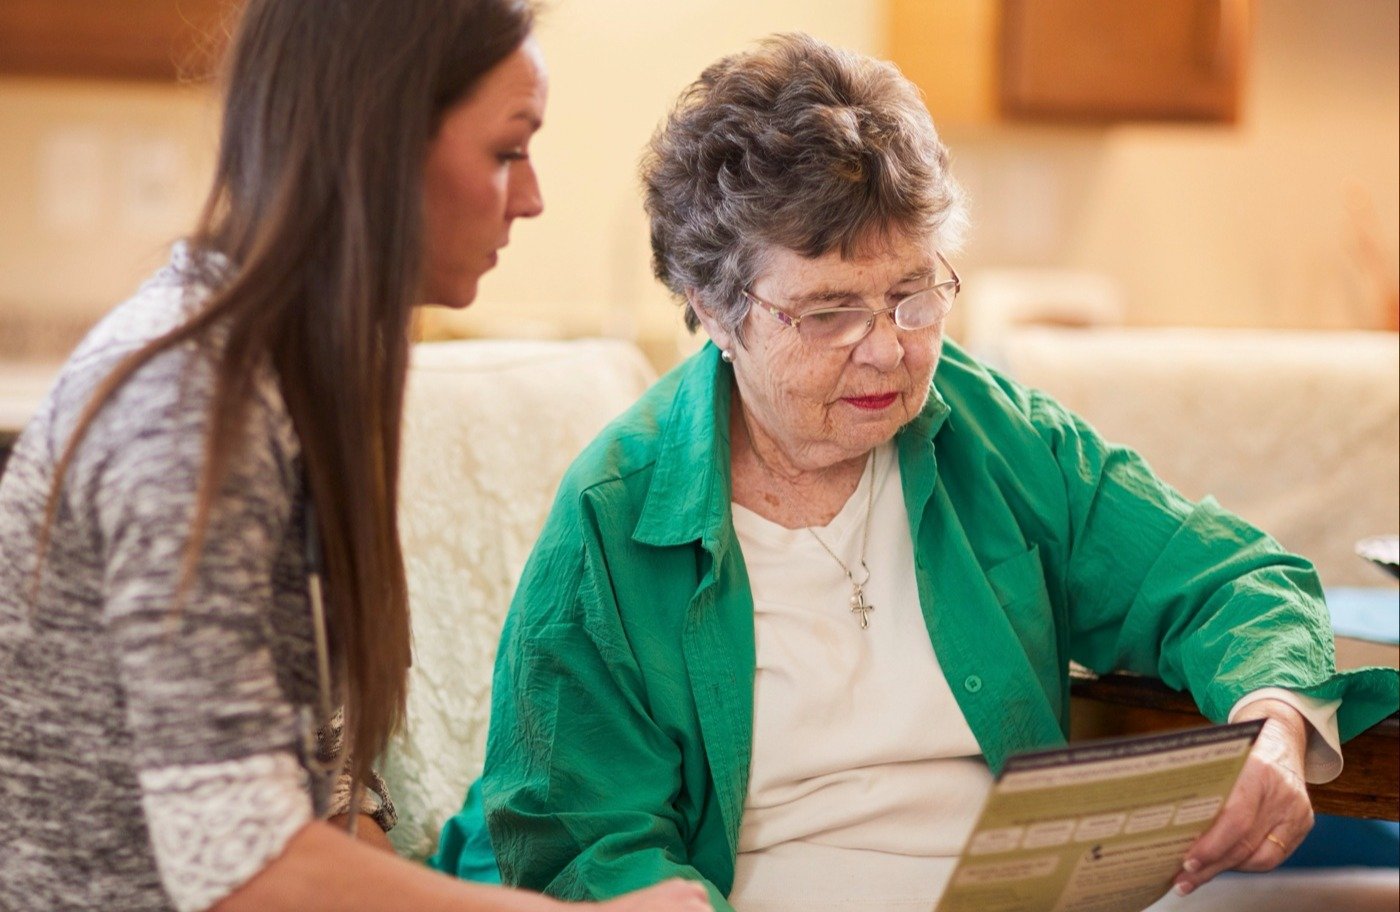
[1172,699,1315,896]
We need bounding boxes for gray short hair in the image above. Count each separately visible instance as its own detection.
[641,32,968,335]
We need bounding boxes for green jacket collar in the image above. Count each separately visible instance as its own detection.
[633,343,733,549]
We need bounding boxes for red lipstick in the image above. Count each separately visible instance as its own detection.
[843,392,898,410]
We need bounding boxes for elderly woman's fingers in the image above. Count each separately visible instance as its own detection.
[1234,827,1302,873]
[1175,809,1310,893]
[1173,798,1268,892]
[1173,810,1312,896]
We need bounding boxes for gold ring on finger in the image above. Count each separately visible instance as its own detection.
[1265,833,1288,853]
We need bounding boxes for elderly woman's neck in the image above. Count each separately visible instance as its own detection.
[729,401,870,529]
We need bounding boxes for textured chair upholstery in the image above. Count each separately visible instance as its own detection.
[382,338,656,859]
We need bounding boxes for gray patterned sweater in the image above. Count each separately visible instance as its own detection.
[0,247,391,911]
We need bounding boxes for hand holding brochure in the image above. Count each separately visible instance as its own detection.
[935,720,1265,912]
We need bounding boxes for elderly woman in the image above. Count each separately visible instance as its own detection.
[434,33,1398,912]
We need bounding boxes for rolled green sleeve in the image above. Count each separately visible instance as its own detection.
[1029,390,1398,740]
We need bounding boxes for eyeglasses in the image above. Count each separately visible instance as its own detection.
[742,252,961,349]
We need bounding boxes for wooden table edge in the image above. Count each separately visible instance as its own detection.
[1070,672,1399,821]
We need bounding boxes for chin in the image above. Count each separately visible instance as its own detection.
[421,261,486,309]
[434,280,482,310]
[448,289,480,310]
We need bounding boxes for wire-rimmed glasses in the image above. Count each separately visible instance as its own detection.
[743,252,960,349]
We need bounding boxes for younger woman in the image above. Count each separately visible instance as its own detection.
[0,2,708,911]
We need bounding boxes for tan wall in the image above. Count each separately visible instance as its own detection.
[942,0,1400,332]
[0,0,1394,363]
[0,78,217,351]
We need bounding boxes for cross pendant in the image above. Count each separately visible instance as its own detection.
[849,588,874,629]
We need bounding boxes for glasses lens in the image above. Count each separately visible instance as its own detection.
[799,309,875,347]
[894,287,954,330]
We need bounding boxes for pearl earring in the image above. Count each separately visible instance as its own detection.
[720,349,735,363]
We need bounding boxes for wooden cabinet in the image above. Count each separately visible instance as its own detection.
[1000,0,1249,122]
[0,0,231,82]
[889,0,1251,125]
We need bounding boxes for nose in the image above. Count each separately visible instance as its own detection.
[508,159,544,220]
[851,310,904,371]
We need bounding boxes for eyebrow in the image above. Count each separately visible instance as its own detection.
[786,268,939,306]
[509,111,543,130]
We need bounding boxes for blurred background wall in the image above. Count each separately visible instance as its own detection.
[0,0,1395,367]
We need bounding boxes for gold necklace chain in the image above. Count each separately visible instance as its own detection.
[806,452,877,628]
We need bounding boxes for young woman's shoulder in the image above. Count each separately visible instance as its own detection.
[48,253,298,482]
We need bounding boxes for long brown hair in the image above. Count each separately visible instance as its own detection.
[38,0,535,789]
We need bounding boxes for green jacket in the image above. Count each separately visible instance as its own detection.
[434,341,1398,908]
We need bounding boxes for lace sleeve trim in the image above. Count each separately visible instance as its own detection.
[140,751,313,912]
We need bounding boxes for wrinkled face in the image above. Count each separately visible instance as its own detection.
[420,39,547,308]
[700,234,946,472]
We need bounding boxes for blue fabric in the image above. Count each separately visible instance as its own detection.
[1326,587,1400,645]
[1281,815,1400,868]
[428,780,501,883]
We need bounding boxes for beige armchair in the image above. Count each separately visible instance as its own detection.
[382,338,656,860]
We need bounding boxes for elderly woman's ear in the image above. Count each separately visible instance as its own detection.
[686,289,739,357]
